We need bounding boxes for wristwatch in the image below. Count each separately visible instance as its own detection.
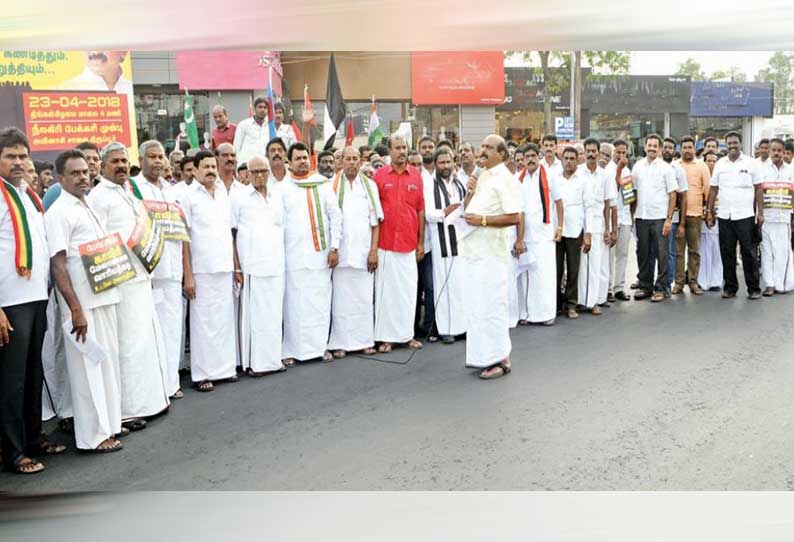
[481,215,487,227]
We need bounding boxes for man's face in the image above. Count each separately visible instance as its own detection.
[389,138,408,167]
[480,136,504,169]
[181,161,196,181]
[101,150,130,185]
[342,150,361,178]
[142,144,165,179]
[770,141,784,164]
[164,163,175,180]
[543,139,556,159]
[85,51,126,78]
[254,103,268,122]
[419,139,436,163]
[217,145,237,174]
[212,108,228,129]
[585,143,599,167]
[515,152,525,170]
[726,136,742,159]
[39,168,54,187]
[83,148,101,179]
[196,156,218,186]
[645,138,660,160]
[614,144,628,164]
[0,144,29,183]
[371,156,385,171]
[61,157,91,197]
[248,158,270,191]
[290,150,311,176]
[759,142,769,160]
[525,150,539,172]
[705,154,718,172]
[334,150,344,172]
[575,146,585,165]
[436,153,453,180]
[318,155,335,178]
[785,149,793,164]
[23,159,37,186]
[599,145,612,168]
[361,150,372,162]
[169,151,184,170]
[274,107,284,125]
[562,151,578,174]
[662,141,675,162]
[408,154,422,169]
[704,140,718,153]
[460,144,474,165]
[267,143,285,166]
[238,169,249,185]
[679,142,694,161]
[475,151,487,168]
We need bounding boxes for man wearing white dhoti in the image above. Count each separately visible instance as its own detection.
[515,143,564,325]
[461,135,522,380]
[605,139,635,302]
[88,142,170,431]
[181,150,238,392]
[280,142,343,364]
[373,134,426,353]
[328,147,383,357]
[45,149,123,453]
[758,138,794,295]
[134,140,187,399]
[231,155,287,376]
[424,147,467,343]
[699,151,722,290]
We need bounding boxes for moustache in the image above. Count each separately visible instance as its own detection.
[114,168,127,174]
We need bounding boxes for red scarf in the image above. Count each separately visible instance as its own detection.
[518,167,551,224]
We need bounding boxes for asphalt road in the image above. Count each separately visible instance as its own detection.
[4,285,794,491]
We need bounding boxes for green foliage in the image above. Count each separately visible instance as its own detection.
[675,58,705,80]
[755,52,794,114]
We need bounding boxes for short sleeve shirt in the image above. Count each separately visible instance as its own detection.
[181,180,234,274]
[711,154,762,221]
[231,186,285,277]
[374,164,424,253]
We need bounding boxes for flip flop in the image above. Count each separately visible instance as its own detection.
[479,362,512,380]
[122,419,147,432]
[88,438,123,454]
[361,347,377,355]
[332,350,347,359]
[40,440,67,455]
[14,457,45,475]
[196,380,214,392]
[407,339,423,350]
[283,358,296,367]
[171,389,184,400]
[377,343,392,353]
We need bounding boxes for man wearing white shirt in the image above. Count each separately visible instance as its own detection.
[46,150,123,453]
[661,137,689,294]
[328,147,383,357]
[605,139,635,302]
[231,155,287,375]
[273,102,297,150]
[756,138,794,295]
[456,142,480,185]
[181,151,239,392]
[266,138,289,187]
[87,143,170,430]
[280,142,343,365]
[135,140,187,399]
[632,134,678,302]
[416,136,437,341]
[707,131,763,299]
[541,134,563,178]
[233,97,270,165]
[555,147,593,319]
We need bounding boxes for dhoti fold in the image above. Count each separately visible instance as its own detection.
[152,279,184,396]
[42,290,72,421]
[507,257,520,328]
[328,267,375,352]
[524,241,557,323]
[431,254,466,337]
[578,237,606,308]
[116,280,170,419]
[761,221,794,291]
[283,268,332,361]
[463,255,511,369]
[59,302,121,450]
[374,249,417,344]
[240,274,285,372]
[698,229,723,289]
[190,272,237,383]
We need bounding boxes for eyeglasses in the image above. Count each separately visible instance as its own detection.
[249,169,270,176]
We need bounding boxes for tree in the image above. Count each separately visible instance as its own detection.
[675,58,705,80]
[756,52,794,114]
[711,66,747,82]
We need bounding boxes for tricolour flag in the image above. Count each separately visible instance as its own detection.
[368,96,384,147]
[323,53,346,150]
[183,90,200,149]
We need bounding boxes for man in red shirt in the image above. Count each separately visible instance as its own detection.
[211,105,237,151]
[373,134,425,352]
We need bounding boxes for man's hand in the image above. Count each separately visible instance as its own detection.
[676,223,686,239]
[183,272,196,300]
[757,211,765,229]
[513,239,526,259]
[70,308,88,343]
[466,177,477,194]
[463,213,481,226]
[234,271,244,288]
[662,218,672,237]
[603,231,611,245]
[301,108,315,124]
[443,203,461,217]
[582,233,592,254]
[706,211,715,229]
[367,249,378,273]
[610,230,618,246]
[618,157,628,169]
[328,250,339,269]
[0,308,13,346]
[554,227,563,242]
[416,243,425,262]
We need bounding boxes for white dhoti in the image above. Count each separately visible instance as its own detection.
[525,241,558,323]
[374,249,417,344]
[328,267,375,352]
[698,229,722,289]
[507,257,520,328]
[283,268,332,361]
[464,255,511,369]
[190,272,237,383]
[59,303,122,450]
[517,270,529,322]
[115,281,170,419]
[180,298,189,370]
[41,290,72,421]
[761,221,794,291]
[152,278,184,396]
[240,274,285,372]
[233,287,242,368]
[578,237,605,308]
[598,237,611,304]
[431,254,466,337]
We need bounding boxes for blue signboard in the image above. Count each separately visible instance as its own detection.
[555,116,575,139]
[690,81,773,118]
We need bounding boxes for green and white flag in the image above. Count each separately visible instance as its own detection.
[183,90,200,149]
[368,95,384,147]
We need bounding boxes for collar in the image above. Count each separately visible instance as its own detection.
[386,164,411,176]
[59,189,84,206]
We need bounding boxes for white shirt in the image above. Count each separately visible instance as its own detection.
[604,160,634,226]
[87,178,148,284]
[135,175,184,282]
[520,168,561,243]
[578,164,609,235]
[424,172,466,257]
[181,180,234,274]
[0,181,48,307]
[171,180,193,206]
[275,123,297,151]
[632,157,678,221]
[554,169,589,238]
[337,174,381,270]
[541,156,563,179]
[233,117,269,165]
[231,186,285,277]
[711,154,762,221]
[757,160,794,223]
[280,174,343,271]
[457,166,480,186]
[668,161,689,223]
[45,190,121,309]
[222,178,247,199]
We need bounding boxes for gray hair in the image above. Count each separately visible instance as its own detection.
[100,141,128,163]
[139,139,164,158]
[247,154,270,170]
